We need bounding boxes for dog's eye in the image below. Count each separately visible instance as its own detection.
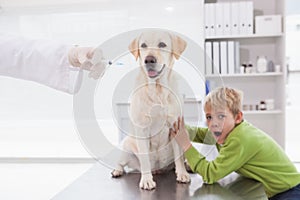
[158,42,167,48]
[141,43,147,48]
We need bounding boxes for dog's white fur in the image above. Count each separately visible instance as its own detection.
[111,31,190,190]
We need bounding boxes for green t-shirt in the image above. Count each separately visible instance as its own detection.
[184,120,300,197]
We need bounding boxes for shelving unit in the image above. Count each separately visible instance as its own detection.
[204,0,286,148]
[243,110,282,115]
[206,72,283,78]
[205,33,283,40]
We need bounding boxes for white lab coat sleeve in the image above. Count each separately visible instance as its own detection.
[0,33,82,94]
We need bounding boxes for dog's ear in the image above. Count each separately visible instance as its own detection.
[171,35,187,60]
[128,38,139,60]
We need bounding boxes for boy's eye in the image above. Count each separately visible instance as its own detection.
[218,114,226,120]
[206,115,212,120]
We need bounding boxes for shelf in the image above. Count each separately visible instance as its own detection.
[203,0,285,148]
[243,110,282,115]
[205,72,283,78]
[205,33,283,40]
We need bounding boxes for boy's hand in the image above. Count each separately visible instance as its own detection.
[68,46,106,79]
[170,116,192,152]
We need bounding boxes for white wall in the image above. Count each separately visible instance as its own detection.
[286,15,300,71]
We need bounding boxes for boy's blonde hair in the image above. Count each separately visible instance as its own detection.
[204,87,243,116]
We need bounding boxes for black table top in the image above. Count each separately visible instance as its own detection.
[52,162,267,200]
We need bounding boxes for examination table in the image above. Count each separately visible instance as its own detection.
[52,162,267,200]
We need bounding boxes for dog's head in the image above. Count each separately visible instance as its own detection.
[129,31,186,80]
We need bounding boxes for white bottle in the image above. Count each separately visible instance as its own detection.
[265,99,275,110]
[256,56,268,73]
[246,61,253,73]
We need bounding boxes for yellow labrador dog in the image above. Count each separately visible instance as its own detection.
[111,30,190,190]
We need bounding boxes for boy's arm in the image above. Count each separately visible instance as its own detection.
[185,125,215,145]
[184,137,248,184]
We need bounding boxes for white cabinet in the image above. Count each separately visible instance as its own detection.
[204,0,286,148]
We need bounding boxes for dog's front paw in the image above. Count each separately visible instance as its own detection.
[139,174,156,190]
[111,169,124,178]
[176,171,191,183]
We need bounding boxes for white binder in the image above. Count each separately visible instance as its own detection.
[239,1,247,35]
[234,41,240,73]
[230,2,239,35]
[227,41,235,74]
[246,1,254,34]
[215,3,224,36]
[212,41,220,74]
[220,41,228,74]
[204,4,210,37]
[223,3,231,36]
[205,42,213,75]
[207,3,216,37]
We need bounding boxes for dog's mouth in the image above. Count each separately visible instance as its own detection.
[147,64,166,79]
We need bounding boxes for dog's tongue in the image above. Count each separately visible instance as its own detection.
[148,70,157,77]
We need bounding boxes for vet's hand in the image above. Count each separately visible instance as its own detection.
[68,46,106,79]
[170,116,192,152]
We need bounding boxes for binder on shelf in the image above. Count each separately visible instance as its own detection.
[220,41,228,74]
[223,3,231,36]
[246,1,254,34]
[239,1,247,35]
[230,2,239,35]
[204,4,210,37]
[215,3,224,36]
[234,41,240,73]
[205,41,213,75]
[227,41,235,74]
[212,41,220,74]
[206,3,216,37]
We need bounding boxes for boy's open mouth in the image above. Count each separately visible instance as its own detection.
[213,131,222,137]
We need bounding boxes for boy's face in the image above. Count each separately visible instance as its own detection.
[205,106,242,144]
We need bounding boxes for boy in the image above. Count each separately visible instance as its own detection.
[170,87,300,199]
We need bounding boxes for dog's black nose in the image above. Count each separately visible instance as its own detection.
[144,55,157,64]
